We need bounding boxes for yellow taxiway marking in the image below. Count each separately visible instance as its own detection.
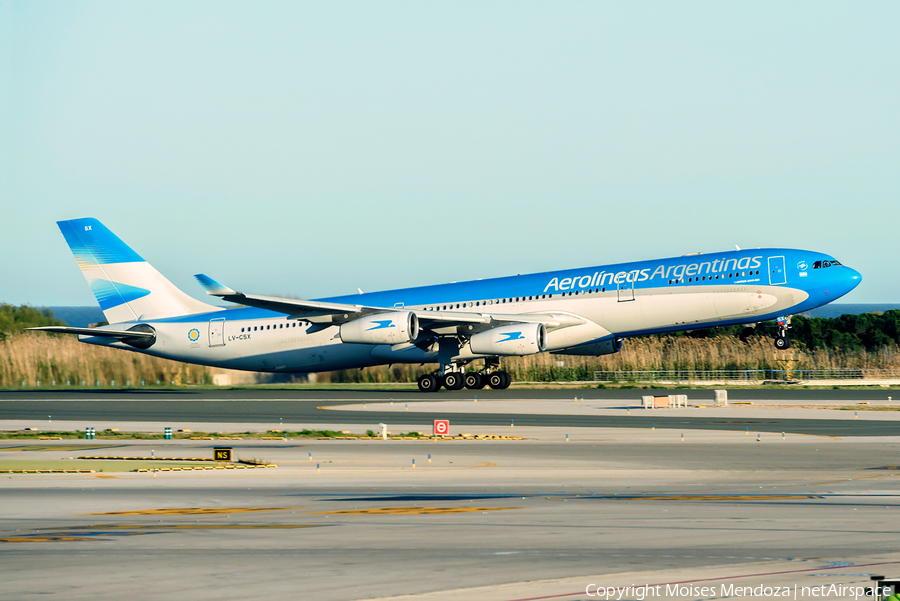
[92,474,118,479]
[810,474,893,486]
[86,507,303,516]
[309,506,519,515]
[313,459,394,463]
[52,524,322,530]
[794,433,843,441]
[303,462,497,472]
[0,536,98,543]
[461,462,497,469]
[0,445,122,452]
[598,495,824,501]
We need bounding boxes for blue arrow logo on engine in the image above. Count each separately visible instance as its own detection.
[497,331,524,342]
[366,320,395,331]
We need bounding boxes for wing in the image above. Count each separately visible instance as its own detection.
[194,274,374,322]
[193,274,584,331]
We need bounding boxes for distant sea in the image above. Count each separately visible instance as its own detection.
[46,306,105,327]
[43,303,900,327]
[803,304,900,319]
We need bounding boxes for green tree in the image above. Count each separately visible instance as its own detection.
[0,304,66,338]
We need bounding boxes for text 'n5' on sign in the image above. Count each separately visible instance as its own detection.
[214,448,233,462]
[433,420,449,436]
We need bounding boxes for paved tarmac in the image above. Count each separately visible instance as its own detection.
[4,389,900,600]
[3,435,900,600]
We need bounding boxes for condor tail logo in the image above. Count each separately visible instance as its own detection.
[497,331,524,343]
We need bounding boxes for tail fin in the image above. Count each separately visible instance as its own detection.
[57,218,220,323]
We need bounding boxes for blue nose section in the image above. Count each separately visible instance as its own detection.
[830,266,862,299]
[845,267,862,291]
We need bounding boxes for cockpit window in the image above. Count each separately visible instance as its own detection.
[813,259,843,269]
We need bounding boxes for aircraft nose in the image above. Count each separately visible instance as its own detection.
[846,267,862,290]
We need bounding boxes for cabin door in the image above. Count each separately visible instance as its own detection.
[617,279,635,302]
[209,318,225,347]
[768,256,786,286]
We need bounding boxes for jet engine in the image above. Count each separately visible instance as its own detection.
[339,312,419,345]
[552,336,623,356]
[469,323,547,356]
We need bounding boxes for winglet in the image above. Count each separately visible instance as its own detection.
[194,274,237,296]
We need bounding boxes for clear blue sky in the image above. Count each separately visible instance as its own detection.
[1,1,898,306]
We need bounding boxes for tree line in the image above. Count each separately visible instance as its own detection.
[679,310,900,352]
[0,304,64,339]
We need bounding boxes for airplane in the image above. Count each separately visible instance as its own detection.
[31,218,862,392]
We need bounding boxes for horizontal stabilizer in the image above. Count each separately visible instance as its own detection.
[26,326,155,338]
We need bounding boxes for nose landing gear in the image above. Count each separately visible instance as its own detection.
[774,316,792,350]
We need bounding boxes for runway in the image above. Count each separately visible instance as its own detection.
[2,388,899,436]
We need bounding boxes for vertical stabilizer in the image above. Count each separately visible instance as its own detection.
[57,218,220,323]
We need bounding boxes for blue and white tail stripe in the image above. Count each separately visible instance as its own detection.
[58,218,220,322]
[88,280,151,311]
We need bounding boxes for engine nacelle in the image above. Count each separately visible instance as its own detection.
[339,312,419,345]
[470,323,547,356]
[552,337,623,356]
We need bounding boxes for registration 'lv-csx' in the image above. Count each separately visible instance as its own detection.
[33,219,861,392]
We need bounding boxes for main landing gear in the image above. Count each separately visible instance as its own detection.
[774,316,792,350]
[416,357,512,392]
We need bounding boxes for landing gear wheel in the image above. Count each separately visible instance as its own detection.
[442,372,465,391]
[498,371,511,389]
[464,372,484,389]
[774,336,792,350]
[487,372,505,389]
[417,374,439,392]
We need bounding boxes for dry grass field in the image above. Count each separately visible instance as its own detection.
[3,332,899,387]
